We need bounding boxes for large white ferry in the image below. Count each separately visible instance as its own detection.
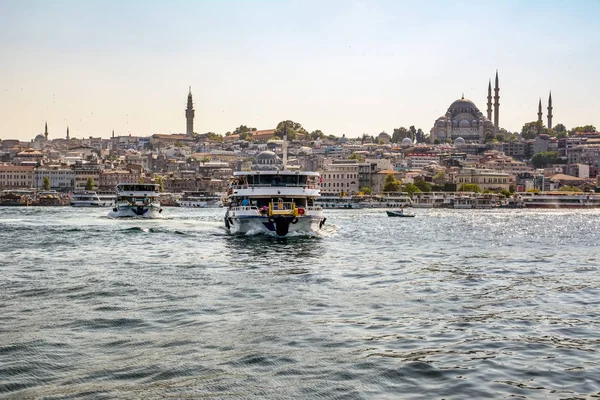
[177,192,223,208]
[70,191,102,207]
[224,169,325,236]
[224,142,325,236]
[108,183,162,218]
[520,191,600,208]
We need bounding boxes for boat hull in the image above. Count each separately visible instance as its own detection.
[108,205,162,218]
[224,214,325,236]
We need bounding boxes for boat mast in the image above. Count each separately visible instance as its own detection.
[282,122,288,171]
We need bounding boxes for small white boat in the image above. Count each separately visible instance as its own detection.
[70,191,101,207]
[108,183,162,218]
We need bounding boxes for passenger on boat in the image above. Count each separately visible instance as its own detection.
[242,198,249,206]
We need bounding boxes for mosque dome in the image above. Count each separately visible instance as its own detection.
[401,137,413,146]
[452,119,458,127]
[34,134,46,141]
[459,119,471,128]
[454,137,466,145]
[252,150,282,170]
[471,120,478,128]
[449,98,478,112]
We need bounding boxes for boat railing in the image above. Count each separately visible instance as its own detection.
[231,184,319,190]
[268,201,298,217]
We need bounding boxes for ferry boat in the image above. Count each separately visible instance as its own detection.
[361,193,413,208]
[453,195,475,209]
[70,191,102,207]
[224,138,325,236]
[96,191,116,207]
[315,194,364,209]
[108,183,162,218]
[411,192,447,208]
[224,169,325,236]
[520,191,600,208]
[177,192,223,208]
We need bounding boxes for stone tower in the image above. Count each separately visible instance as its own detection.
[66,126,70,140]
[493,70,500,135]
[185,87,195,135]
[44,122,48,140]
[537,98,543,124]
[486,80,492,120]
[547,91,553,130]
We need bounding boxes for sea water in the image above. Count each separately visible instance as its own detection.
[1,206,599,399]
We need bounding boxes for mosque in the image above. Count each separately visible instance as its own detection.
[430,71,500,144]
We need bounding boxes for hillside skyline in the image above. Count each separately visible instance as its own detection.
[1,0,599,141]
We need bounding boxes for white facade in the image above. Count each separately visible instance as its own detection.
[34,167,75,189]
[320,163,360,195]
[0,165,34,189]
[454,168,513,191]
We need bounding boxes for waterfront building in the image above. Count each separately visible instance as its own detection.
[99,169,141,190]
[72,160,102,190]
[320,161,360,195]
[453,167,512,191]
[33,166,75,190]
[0,165,35,189]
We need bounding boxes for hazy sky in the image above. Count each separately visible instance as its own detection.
[1,0,599,141]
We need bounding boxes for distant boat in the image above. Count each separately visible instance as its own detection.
[386,209,415,217]
[108,183,162,218]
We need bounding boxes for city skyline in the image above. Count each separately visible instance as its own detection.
[1,0,599,141]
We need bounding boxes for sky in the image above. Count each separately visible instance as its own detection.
[1,0,599,141]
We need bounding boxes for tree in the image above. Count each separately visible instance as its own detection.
[556,131,568,139]
[239,131,251,141]
[414,180,432,192]
[348,153,364,162]
[383,173,402,192]
[500,190,512,198]
[392,127,410,143]
[496,134,505,142]
[457,183,482,193]
[554,123,567,133]
[415,128,427,143]
[521,121,545,139]
[484,132,495,143]
[42,176,51,190]
[409,126,417,140]
[174,141,184,148]
[233,125,257,135]
[275,120,308,141]
[531,151,558,168]
[359,186,372,195]
[570,125,597,134]
[508,133,519,142]
[559,185,582,192]
[434,138,440,144]
[310,130,325,140]
[154,175,165,192]
[402,183,421,197]
[85,177,95,191]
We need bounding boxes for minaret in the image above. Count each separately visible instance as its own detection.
[486,79,492,120]
[537,98,543,123]
[44,122,48,140]
[547,91,553,130]
[112,129,115,139]
[66,126,70,140]
[185,86,195,135]
[493,70,500,135]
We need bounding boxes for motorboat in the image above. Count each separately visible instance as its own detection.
[108,183,162,218]
[386,209,415,217]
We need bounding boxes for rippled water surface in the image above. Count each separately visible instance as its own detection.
[1,206,599,399]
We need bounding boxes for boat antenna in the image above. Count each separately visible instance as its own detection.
[282,121,288,170]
